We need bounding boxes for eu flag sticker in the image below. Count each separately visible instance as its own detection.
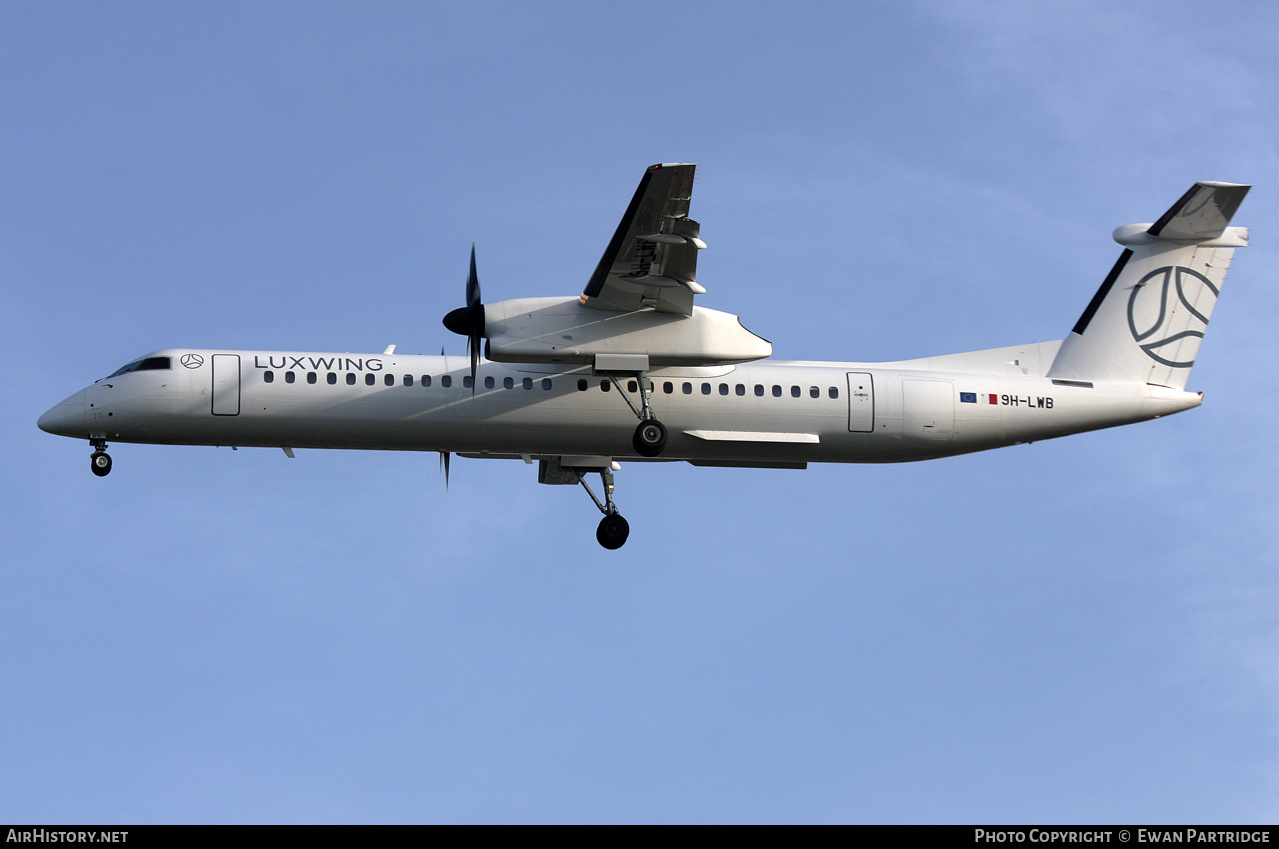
[959,392,977,404]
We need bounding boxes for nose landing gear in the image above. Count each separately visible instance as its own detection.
[90,439,112,477]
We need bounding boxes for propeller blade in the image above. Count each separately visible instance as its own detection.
[469,336,479,392]
[466,243,481,308]
[439,451,450,488]
[468,244,481,392]
[441,244,485,395]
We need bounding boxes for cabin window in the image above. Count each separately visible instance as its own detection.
[772,385,782,397]
[600,380,610,392]
[701,383,711,395]
[628,380,638,393]
[347,374,357,385]
[663,381,673,394]
[263,371,274,383]
[307,372,317,384]
[829,387,839,399]
[682,382,693,395]
[285,371,296,384]
[542,378,552,390]
[736,384,745,396]
[791,385,800,398]
[327,373,337,384]
[462,376,472,389]
[404,375,414,386]
[422,375,431,387]
[755,384,764,397]
[578,379,588,391]
[504,376,514,389]
[484,376,495,389]
[810,386,819,398]
[442,375,452,388]
[365,373,375,386]
[523,377,533,389]
[385,374,395,386]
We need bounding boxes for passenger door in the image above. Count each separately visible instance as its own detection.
[847,372,874,432]
[211,354,240,416]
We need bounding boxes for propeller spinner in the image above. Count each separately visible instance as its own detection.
[442,245,485,389]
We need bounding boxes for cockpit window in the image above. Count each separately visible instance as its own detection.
[105,356,172,378]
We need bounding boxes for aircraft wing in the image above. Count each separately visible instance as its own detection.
[581,163,705,316]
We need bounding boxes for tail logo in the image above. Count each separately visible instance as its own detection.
[1127,266,1218,368]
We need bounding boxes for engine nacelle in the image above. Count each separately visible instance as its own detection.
[483,297,771,367]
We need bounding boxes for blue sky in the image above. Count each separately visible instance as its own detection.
[4,1,1278,823]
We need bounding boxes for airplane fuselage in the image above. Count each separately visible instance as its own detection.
[36,170,1247,549]
[38,347,1202,466]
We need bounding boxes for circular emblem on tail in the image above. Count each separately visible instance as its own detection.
[180,353,204,369]
[1127,266,1218,368]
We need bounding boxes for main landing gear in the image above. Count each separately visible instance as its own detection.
[602,371,667,457]
[575,466,630,550]
[597,512,630,550]
[90,439,112,477]
[633,419,667,457]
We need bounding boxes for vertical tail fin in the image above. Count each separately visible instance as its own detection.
[1048,182,1250,389]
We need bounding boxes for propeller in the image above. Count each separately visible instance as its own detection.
[439,451,451,488]
[442,244,485,391]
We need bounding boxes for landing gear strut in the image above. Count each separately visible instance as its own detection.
[603,371,667,457]
[576,466,630,550]
[90,439,112,477]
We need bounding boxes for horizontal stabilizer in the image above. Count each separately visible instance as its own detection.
[1147,181,1250,241]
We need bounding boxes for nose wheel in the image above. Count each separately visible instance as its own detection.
[90,440,112,477]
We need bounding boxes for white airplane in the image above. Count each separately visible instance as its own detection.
[39,164,1250,549]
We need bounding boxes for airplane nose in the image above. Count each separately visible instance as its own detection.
[38,390,86,437]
